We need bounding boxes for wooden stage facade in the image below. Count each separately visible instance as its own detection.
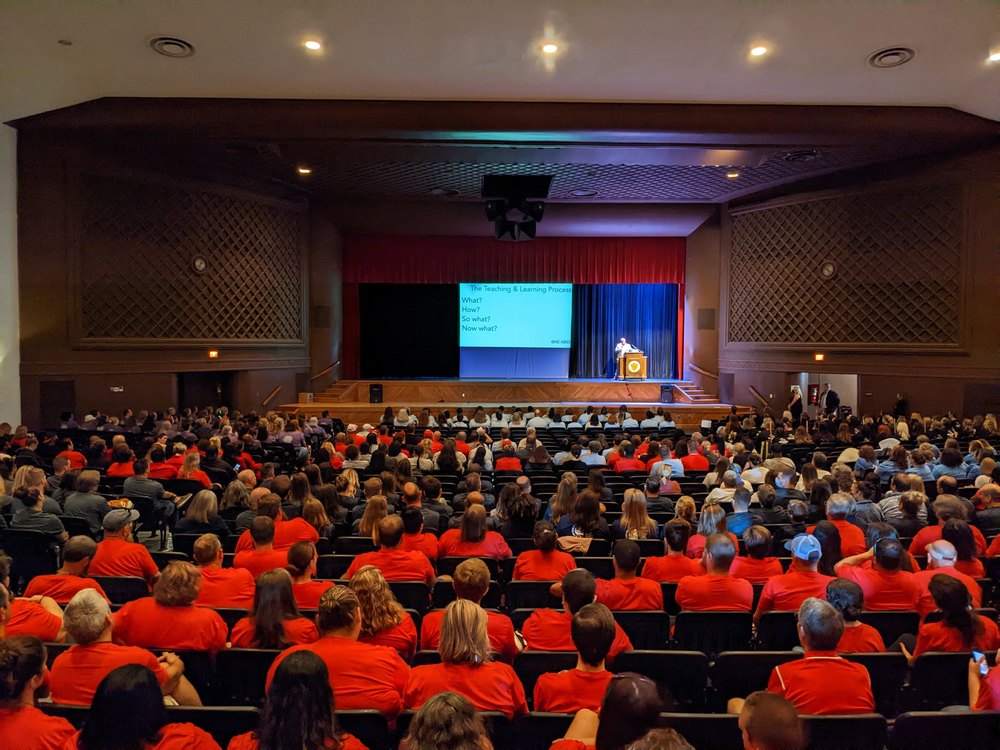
[281,379,746,429]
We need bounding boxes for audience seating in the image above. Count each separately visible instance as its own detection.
[888,711,1000,750]
[504,580,561,610]
[513,651,578,706]
[385,581,431,614]
[842,652,908,718]
[755,611,800,650]
[169,533,203,558]
[514,713,574,750]
[214,648,281,706]
[858,610,920,647]
[337,709,394,750]
[4,529,58,592]
[708,651,802,711]
[905,652,973,710]
[57,515,96,540]
[91,575,150,604]
[316,554,354,579]
[673,612,754,657]
[151,550,188,569]
[611,610,671,649]
[334,536,378,555]
[612,650,709,711]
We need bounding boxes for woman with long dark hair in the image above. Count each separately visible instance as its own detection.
[556,489,611,541]
[903,575,1000,661]
[438,505,512,559]
[230,569,319,649]
[941,519,985,578]
[512,521,577,581]
[228,651,367,750]
[0,636,76,750]
[811,520,843,577]
[551,672,664,750]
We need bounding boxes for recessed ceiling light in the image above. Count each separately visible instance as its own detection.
[750,46,768,57]
[867,46,915,68]
[149,36,195,58]
[303,39,322,51]
[429,187,459,197]
[570,189,599,197]
[725,170,740,179]
[297,165,312,176]
[988,51,1000,63]
[541,42,559,55]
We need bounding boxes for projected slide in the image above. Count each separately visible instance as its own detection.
[459,283,572,348]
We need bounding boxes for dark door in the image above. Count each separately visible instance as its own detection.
[178,372,236,411]
[39,380,76,428]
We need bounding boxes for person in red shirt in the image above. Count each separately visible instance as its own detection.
[350,565,418,662]
[176,452,212,489]
[228,651,367,750]
[104,446,135,478]
[192,533,256,609]
[229,569,319,649]
[114,561,228,652]
[685,504,739,560]
[513,520,577,581]
[399,505,440,562]
[592,539,663,610]
[266,586,410,718]
[420,559,517,663]
[23,536,108,604]
[286,540,335,610]
[404,599,527,719]
[901,575,1000,662]
[730,526,783,584]
[834,538,921,611]
[547,672,664,750]
[941,519,986,578]
[233,495,320,553]
[909,496,988,556]
[88,508,160,587]
[826,579,885,653]
[641,519,704,583]
[522,569,633,660]
[438,505,512,560]
[0,636,76,750]
[730,598,875,716]
[534,603,616,713]
[55,439,87,471]
[675,439,709,472]
[345,516,436,587]
[49,589,200,706]
[146,447,178,480]
[68,664,219,750]
[755,534,834,625]
[912,539,982,619]
[676,534,754,611]
[613,444,646,473]
[494,442,523,472]
[737,692,805,750]
[233,516,292,581]
[806,494,866,557]
[970,650,1000,710]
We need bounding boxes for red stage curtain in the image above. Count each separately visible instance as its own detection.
[342,235,685,378]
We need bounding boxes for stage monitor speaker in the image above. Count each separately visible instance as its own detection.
[660,384,674,403]
[369,384,383,404]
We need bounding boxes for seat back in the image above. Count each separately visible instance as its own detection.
[907,652,972,710]
[386,581,431,614]
[612,650,709,711]
[58,515,99,540]
[212,607,250,633]
[3,529,58,591]
[660,713,742,750]
[506,538,536,556]
[673,611,753,657]
[842,652,908,718]
[513,651,578,706]
[514,713,574,750]
[334,536,378,555]
[573,556,614,578]
[170,533,203,558]
[213,648,281,706]
[889,711,1000,750]
[801,714,887,750]
[337,710,393,750]
[660,582,680,615]
[316,554,355,579]
[858,610,920,646]
[91,576,150,604]
[756,611,800,650]
[151,550,189,569]
[504,580,561,611]
[613,610,671,649]
[709,651,802,710]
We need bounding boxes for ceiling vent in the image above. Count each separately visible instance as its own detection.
[149,36,196,58]
[780,149,821,163]
[867,46,915,68]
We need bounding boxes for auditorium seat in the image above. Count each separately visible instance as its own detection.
[57,515,98,540]
[708,651,802,711]
[505,538,537,556]
[858,610,920,646]
[905,652,972,710]
[612,610,671,649]
[756,611,800,650]
[214,648,281,706]
[504,580,561,610]
[612,650,709,711]
[337,710,393,750]
[800,714,887,750]
[573,556,614,578]
[412,649,443,667]
[316,554,354,579]
[888,711,1000,750]
[842,652,908,718]
[334,536,379,555]
[386,581,431,614]
[212,607,251,633]
[91,575,150,604]
[4,529,58,592]
[152,550,188,569]
[660,582,681,615]
[513,651,577,706]
[673,611,754,657]
[515,713,573,750]
[170,533,203,558]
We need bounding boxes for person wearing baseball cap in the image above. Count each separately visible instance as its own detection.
[911,539,982,619]
[753,535,833,626]
[87,508,159,588]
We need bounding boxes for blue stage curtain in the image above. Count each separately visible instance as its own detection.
[570,284,679,379]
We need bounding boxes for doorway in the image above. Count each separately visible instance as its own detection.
[793,372,859,419]
[177,372,236,411]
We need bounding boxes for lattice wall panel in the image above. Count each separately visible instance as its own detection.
[727,184,964,346]
[77,175,304,344]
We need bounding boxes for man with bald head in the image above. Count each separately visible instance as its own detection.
[237,469,257,491]
[344,515,435,586]
[912,539,982,618]
[401,481,440,533]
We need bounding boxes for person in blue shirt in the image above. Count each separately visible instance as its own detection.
[932,448,979,481]
[876,446,910,485]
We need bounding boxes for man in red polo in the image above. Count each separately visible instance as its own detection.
[754,534,833,625]
[232,517,289,581]
[344,516,436,587]
[912,540,982,619]
[834,538,920,611]
[87,508,159,588]
[807,494,866,557]
[534,603,616,713]
[909,497,988,556]
[398,506,439,562]
[193,533,256,609]
[594,540,664,611]
[676,534,753,611]
[730,598,874,716]
[233,494,319,552]
[23,536,109,604]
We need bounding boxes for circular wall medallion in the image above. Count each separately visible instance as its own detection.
[820,261,836,279]
[192,256,207,273]
[627,359,641,374]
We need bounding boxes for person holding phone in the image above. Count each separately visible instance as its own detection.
[969,649,999,710]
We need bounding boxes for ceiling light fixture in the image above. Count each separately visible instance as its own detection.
[429,187,459,197]
[725,170,740,179]
[988,51,1000,63]
[750,46,768,57]
[303,39,322,51]
[541,42,559,54]
[148,36,196,58]
[296,165,312,175]
[570,189,599,197]
[867,46,915,68]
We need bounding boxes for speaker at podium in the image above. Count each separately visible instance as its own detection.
[619,352,648,380]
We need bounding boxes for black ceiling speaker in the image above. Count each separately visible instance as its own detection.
[482,174,552,242]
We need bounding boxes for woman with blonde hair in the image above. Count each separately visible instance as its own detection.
[353,495,387,543]
[221,479,250,511]
[10,466,60,514]
[685,504,738,559]
[673,496,697,525]
[230,569,319,649]
[177,452,211,488]
[895,418,910,441]
[402,600,527,718]
[302,499,333,540]
[335,469,361,505]
[174,489,229,537]
[401,691,493,750]
[546,472,578,523]
[349,565,418,661]
[614,488,658,540]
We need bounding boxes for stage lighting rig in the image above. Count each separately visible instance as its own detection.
[482,174,553,242]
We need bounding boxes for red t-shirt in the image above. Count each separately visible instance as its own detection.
[23,574,108,605]
[614,458,647,473]
[911,567,982,619]
[755,568,834,616]
[6,599,62,642]
[534,669,613,713]
[640,554,704,583]
[400,532,440,561]
[729,557,783,584]
[522,609,632,660]
[808,520,867,557]
[595,577,664,611]
[227,731,367,750]
[913,618,1000,658]
[89,537,159,584]
[195,566,256,610]
[230,616,319,649]
[106,462,135,478]
[420,609,518,663]
[50,642,168,705]
[114,598,228,652]
[836,566,920,611]
[495,457,523,471]
[955,558,985,578]
[0,706,75,750]
[344,549,436,587]
[266,637,410,718]
[686,532,740,560]
[910,525,987,556]
[676,574,753,611]
[974,666,1000,710]
[836,623,885,653]
[292,579,336,610]
[234,518,320,552]
[551,742,592,750]
[403,661,528,719]
[233,548,290,581]
[359,615,418,662]
[988,535,1000,558]
[63,723,220,750]
[768,651,875,715]
[148,462,179,480]
[680,454,710,472]
[512,550,577,581]
[437,529,512,559]
[56,450,87,470]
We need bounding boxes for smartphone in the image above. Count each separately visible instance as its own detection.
[972,650,988,675]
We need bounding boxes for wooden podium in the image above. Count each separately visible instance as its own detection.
[619,352,648,380]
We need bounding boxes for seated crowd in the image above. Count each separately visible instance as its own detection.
[0,404,999,748]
